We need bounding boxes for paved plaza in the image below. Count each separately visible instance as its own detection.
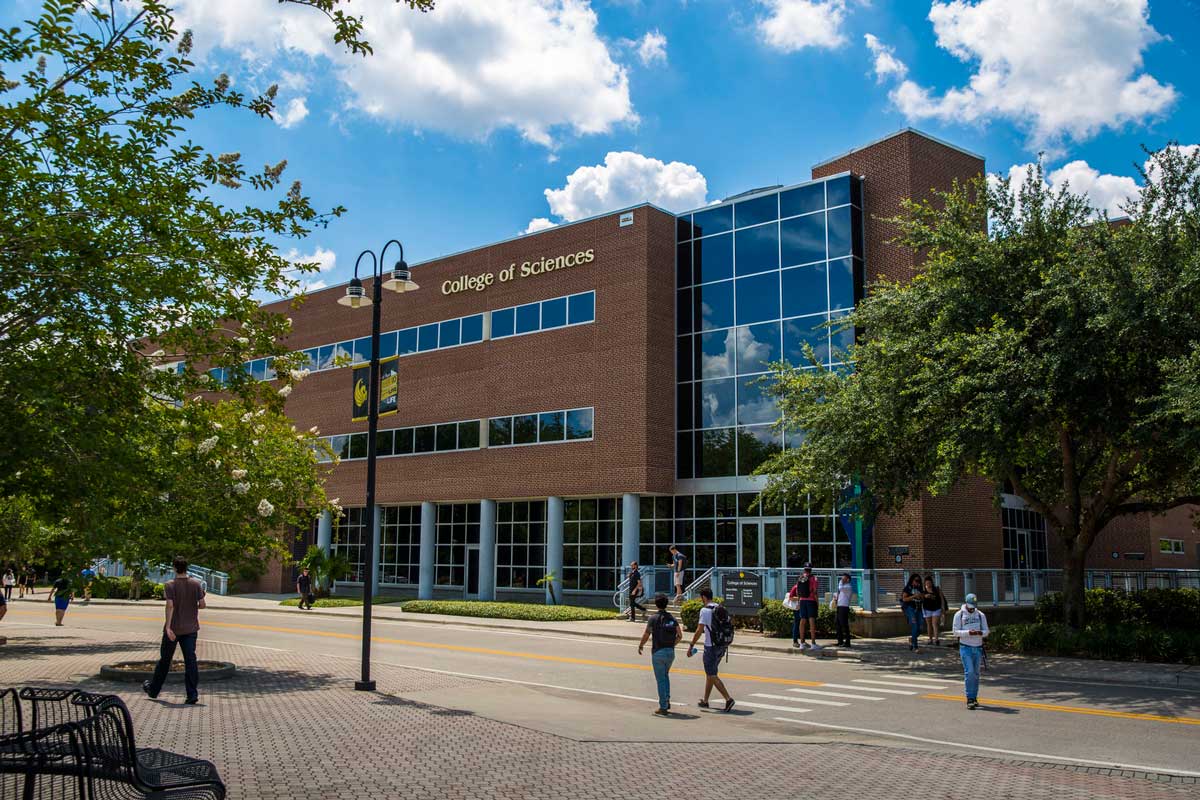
[2,612,1197,800]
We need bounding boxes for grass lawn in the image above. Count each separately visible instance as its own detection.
[278,596,403,608]
[399,600,620,622]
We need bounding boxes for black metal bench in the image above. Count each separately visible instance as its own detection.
[0,687,225,799]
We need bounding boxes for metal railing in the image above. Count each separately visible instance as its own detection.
[613,566,1199,613]
[142,563,230,596]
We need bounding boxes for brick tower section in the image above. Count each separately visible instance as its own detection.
[811,129,998,571]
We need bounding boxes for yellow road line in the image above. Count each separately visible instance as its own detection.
[6,610,823,687]
[923,693,1200,725]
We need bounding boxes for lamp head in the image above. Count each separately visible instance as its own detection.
[337,276,368,308]
[382,259,419,293]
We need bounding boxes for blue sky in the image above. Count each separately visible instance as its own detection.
[16,0,1198,292]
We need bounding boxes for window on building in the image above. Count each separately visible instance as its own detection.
[379,505,421,585]
[496,501,547,589]
[1002,507,1049,570]
[435,503,480,586]
[331,507,368,583]
[561,498,620,592]
[1159,538,1185,554]
[488,408,593,447]
[492,292,596,340]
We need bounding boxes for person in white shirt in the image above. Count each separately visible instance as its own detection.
[834,573,854,647]
[951,593,990,709]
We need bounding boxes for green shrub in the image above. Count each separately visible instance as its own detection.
[1135,588,1200,632]
[399,600,620,622]
[85,576,163,600]
[680,597,711,631]
[758,599,855,638]
[989,622,1199,665]
[1034,588,1199,631]
[279,596,402,607]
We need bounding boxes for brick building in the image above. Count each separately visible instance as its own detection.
[243,128,1197,598]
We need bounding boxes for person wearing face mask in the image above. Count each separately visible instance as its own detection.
[952,593,990,710]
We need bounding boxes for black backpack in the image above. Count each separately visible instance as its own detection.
[708,603,735,649]
[795,577,813,599]
[652,612,678,650]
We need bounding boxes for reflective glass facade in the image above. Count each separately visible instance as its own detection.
[675,175,864,479]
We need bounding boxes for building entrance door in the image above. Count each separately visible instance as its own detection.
[738,519,785,569]
[465,546,480,598]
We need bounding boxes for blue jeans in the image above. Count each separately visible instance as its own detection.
[791,610,801,642]
[651,648,675,710]
[960,644,982,702]
[904,605,921,648]
[149,630,199,700]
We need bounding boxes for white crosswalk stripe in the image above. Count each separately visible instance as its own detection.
[817,683,918,695]
[730,700,812,714]
[751,693,848,707]
[853,679,952,690]
[788,687,885,701]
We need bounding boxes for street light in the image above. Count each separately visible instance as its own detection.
[338,239,418,691]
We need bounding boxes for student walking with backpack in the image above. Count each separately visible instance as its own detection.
[686,588,735,712]
[788,565,821,650]
[900,573,926,652]
[638,593,682,716]
[952,593,990,710]
[669,546,687,603]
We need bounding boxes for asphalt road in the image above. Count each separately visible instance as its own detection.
[5,602,1199,778]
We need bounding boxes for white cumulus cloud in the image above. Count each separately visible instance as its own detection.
[757,0,848,52]
[864,34,906,82]
[865,0,1176,147]
[275,96,309,128]
[636,30,668,65]
[526,151,708,231]
[285,246,337,273]
[173,0,636,147]
[523,217,558,234]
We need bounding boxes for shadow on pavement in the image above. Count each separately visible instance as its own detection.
[1,637,152,658]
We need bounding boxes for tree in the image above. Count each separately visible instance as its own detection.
[759,147,1200,628]
[0,0,428,571]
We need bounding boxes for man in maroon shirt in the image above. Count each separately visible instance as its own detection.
[143,557,206,704]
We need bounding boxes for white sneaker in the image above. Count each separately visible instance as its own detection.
[800,642,811,650]
[810,643,823,651]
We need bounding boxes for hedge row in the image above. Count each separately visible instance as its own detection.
[279,597,402,608]
[400,600,620,622]
[679,597,854,638]
[989,623,1200,665]
[86,576,165,600]
[1035,588,1199,630]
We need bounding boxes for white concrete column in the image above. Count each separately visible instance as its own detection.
[418,501,436,600]
[479,499,497,601]
[621,493,640,569]
[317,510,332,555]
[546,497,564,604]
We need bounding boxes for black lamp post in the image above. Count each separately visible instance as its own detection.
[338,239,418,691]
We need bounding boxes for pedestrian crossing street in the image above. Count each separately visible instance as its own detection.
[733,673,958,716]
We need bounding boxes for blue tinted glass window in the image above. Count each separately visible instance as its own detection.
[827,206,853,258]
[491,308,515,338]
[541,297,567,329]
[677,215,693,241]
[317,344,334,370]
[567,292,594,324]
[699,378,737,428]
[515,303,540,334]
[395,428,414,455]
[735,272,780,325]
[566,408,594,440]
[461,314,484,343]
[828,258,855,311]
[352,337,372,364]
[676,242,692,288]
[734,223,779,276]
[301,349,317,370]
[695,280,734,331]
[830,311,854,360]
[737,378,778,425]
[378,331,398,358]
[417,323,438,352]
[735,194,778,228]
[330,435,349,460]
[265,358,277,381]
[513,414,538,445]
[349,433,367,459]
[489,417,512,446]
[737,425,781,476]
[458,421,480,449]
[692,204,732,237]
[208,367,225,386]
[696,428,736,478]
[439,318,461,347]
[784,317,830,367]
[700,329,736,379]
[849,176,862,208]
[677,383,694,430]
[826,176,851,207]
[736,322,782,375]
[676,289,692,335]
[397,328,417,355]
[677,433,694,479]
[331,342,351,366]
[781,262,828,318]
[436,423,457,451]
[781,183,825,217]
[676,335,693,382]
[251,359,267,380]
[414,425,435,453]
[781,213,826,266]
[376,429,395,457]
[539,411,565,442]
[694,232,733,283]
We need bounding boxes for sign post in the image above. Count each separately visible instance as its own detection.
[720,570,763,616]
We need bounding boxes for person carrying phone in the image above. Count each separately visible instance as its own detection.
[952,593,990,710]
[899,573,925,652]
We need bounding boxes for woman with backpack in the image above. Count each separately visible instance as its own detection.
[638,593,682,716]
[787,564,820,650]
[900,573,925,652]
[922,576,949,646]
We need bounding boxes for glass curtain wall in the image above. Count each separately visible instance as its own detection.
[379,506,422,585]
[496,501,548,589]
[675,175,864,478]
[561,498,620,592]
[330,507,368,582]
[436,503,481,586]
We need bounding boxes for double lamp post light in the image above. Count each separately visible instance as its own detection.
[337,239,418,692]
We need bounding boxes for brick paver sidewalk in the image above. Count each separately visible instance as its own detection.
[1,626,1194,799]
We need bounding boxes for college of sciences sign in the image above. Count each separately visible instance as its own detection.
[440,248,595,295]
